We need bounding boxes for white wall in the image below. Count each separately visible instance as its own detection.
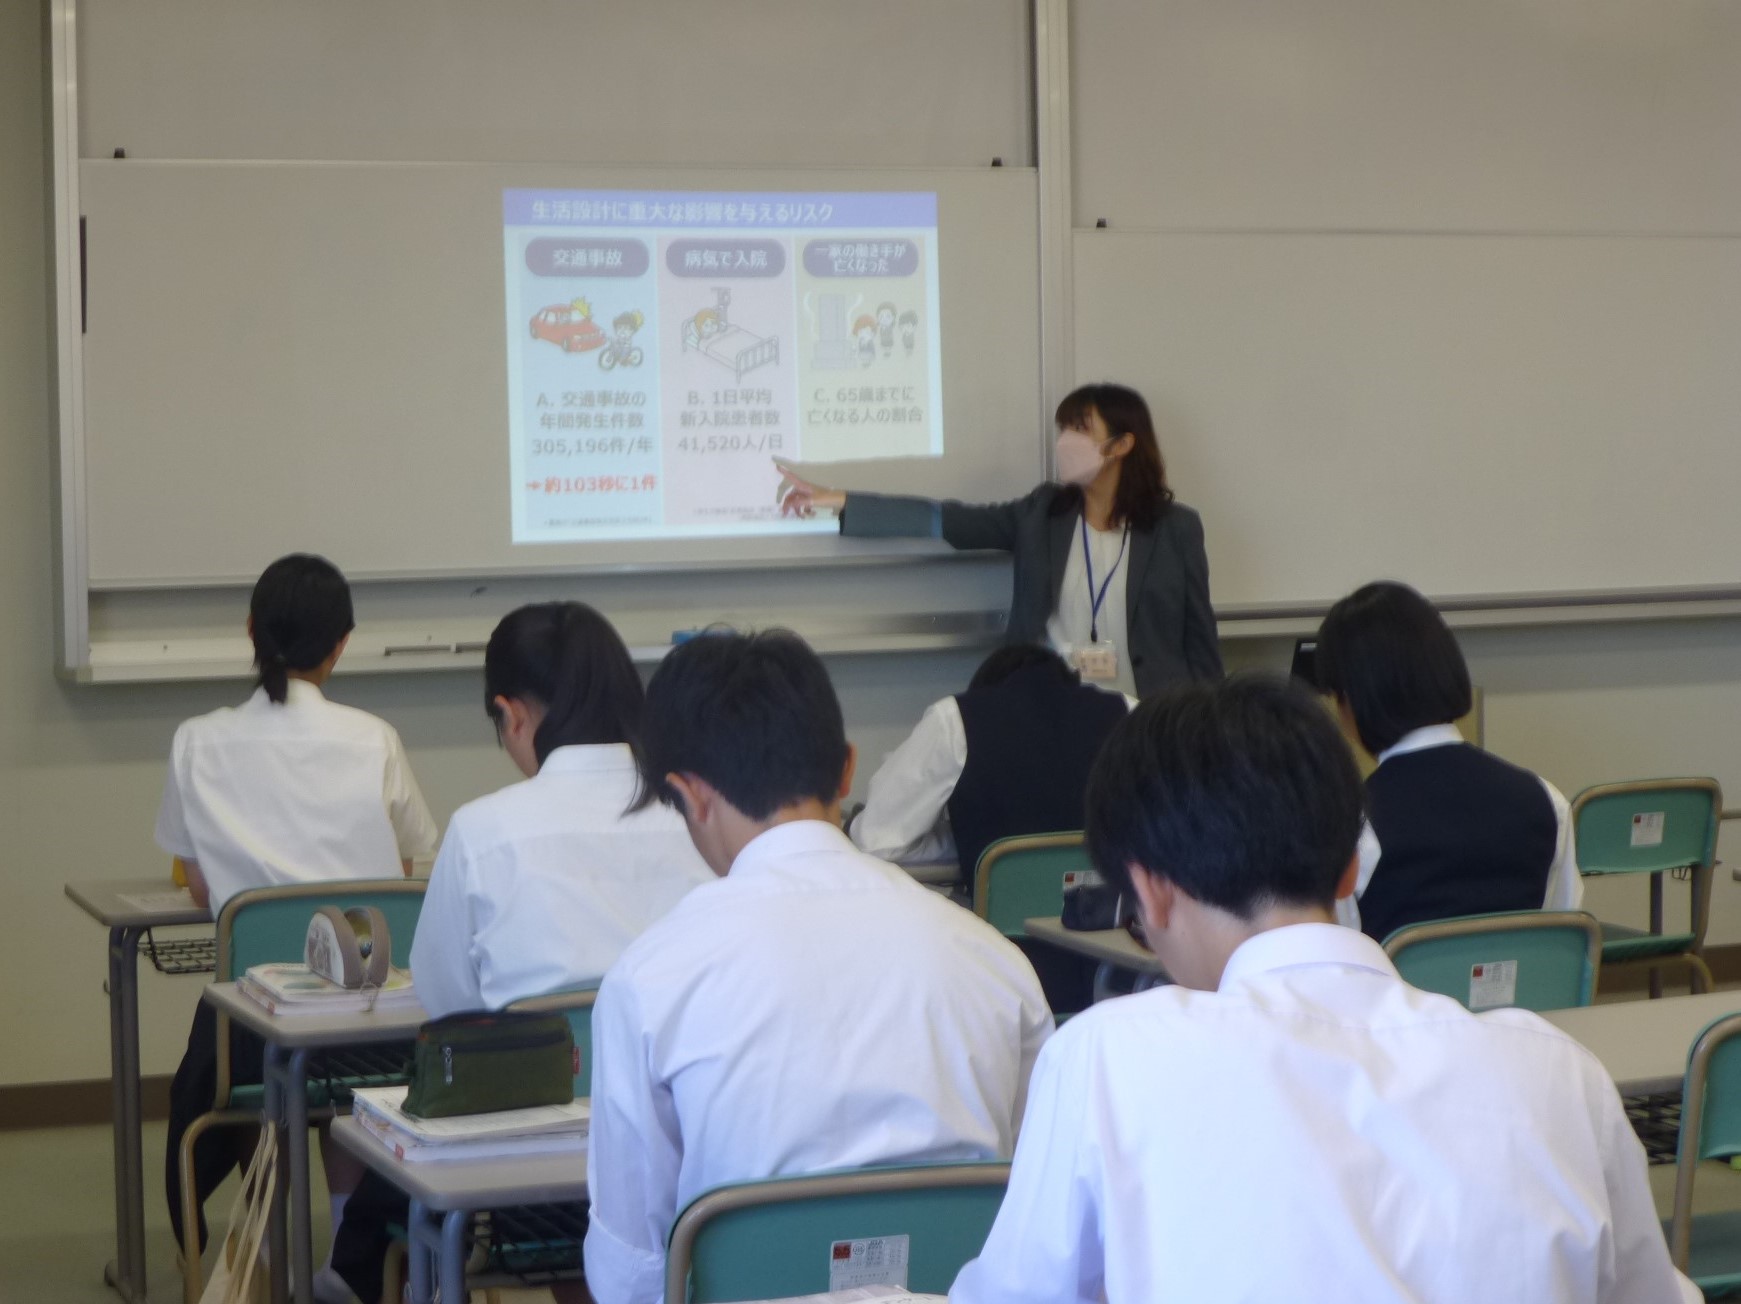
[7,0,1741,1088]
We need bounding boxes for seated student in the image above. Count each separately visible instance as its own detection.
[849,643,1132,883]
[1315,581,1581,941]
[584,630,1054,1304]
[950,676,1698,1304]
[153,554,438,1284]
[330,602,713,1304]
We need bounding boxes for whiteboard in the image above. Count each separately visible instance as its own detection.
[80,162,1041,585]
[1074,230,1741,608]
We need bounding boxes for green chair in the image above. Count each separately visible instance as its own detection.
[507,986,598,1098]
[1382,910,1602,1012]
[1668,1012,1741,1295]
[973,831,1090,938]
[664,1162,1010,1304]
[178,878,426,1303]
[1571,779,1720,998]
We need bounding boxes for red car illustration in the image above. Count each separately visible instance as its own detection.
[530,301,607,353]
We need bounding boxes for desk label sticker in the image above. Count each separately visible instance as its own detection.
[1062,869,1105,891]
[1468,960,1518,1011]
[1631,811,1666,848]
[829,1235,910,1291]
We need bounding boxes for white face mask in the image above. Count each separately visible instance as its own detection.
[1054,429,1106,487]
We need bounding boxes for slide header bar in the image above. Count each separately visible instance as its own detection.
[505,189,936,229]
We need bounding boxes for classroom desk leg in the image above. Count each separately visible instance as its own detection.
[406,1201,436,1304]
[262,1045,291,1304]
[103,924,148,1304]
[283,1047,314,1304]
[439,1209,470,1304]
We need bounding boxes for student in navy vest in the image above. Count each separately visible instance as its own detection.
[850,644,1133,888]
[1314,581,1582,943]
[776,383,1223,699]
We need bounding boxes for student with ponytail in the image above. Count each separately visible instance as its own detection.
[154,553,438,1285]
[333,602,711,1304]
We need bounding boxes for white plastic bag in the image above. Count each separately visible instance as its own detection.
[199,1125,277,1304]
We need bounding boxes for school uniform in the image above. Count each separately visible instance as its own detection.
[334,742,712,1304]
[1338,724,1582,941]
[407,743,714,1019]
[154,678,437,1249]
[950,923,1698,1304]
[583,820,1054,1304]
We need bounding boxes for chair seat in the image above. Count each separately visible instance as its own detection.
[1600,921,1697,963]
[1663,1209,1741,1297]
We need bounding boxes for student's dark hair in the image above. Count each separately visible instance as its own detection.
[484,602,643,766]
[968,643,1078,692]
[1314,581,1473,756]
[248,554,355,705]
[633,629,848,821]
[1086,675,1364,917]
[1051,382,1174,531]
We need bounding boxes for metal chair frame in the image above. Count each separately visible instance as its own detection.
[1669,1012,1741,1277]
[1570,777,1720,998]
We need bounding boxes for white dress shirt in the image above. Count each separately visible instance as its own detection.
[951,923,1699,1304]
[1335,724,1584,931]
[154,679,438,914]
[851,690,1137,866]
[407,744,713,1020]
[584,820,1054,1304]
[1046,521,1137,697]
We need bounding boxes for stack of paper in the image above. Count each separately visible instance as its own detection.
[350,1084,590,1163]
[238,962,418,1016]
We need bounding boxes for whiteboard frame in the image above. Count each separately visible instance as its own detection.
[50,0,90,672]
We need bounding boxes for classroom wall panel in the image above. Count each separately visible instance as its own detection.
[79,0,1032,168]
[1074,229,1741,607]
[1072,0,1741,234]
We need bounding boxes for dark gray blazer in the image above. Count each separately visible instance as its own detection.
[841,485,1223,698]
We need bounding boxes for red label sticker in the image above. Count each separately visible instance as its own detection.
[832,1243,852,1261]
[573,1047,582,1075]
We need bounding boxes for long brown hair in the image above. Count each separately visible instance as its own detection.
[1051,383,1174,531]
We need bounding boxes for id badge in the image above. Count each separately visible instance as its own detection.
[1071,642,1119,683]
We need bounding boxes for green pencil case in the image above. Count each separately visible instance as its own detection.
[400,1009,574,1119]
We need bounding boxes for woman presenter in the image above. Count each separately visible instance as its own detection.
[778,382,1222,698]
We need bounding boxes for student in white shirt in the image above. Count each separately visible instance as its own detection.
[333,601,713,1304]
[155,554,438,1283]
[584,630,1054,1304]
[950,676,1697,1304]
[1315,581,1581,941]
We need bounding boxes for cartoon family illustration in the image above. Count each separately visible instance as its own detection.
[810,293,920,372]
[529,296,646,371]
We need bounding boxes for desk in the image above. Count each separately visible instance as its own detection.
[203,983,428,1304]
[1543,992,1741,1096]
[1023,916,1169,977]
[330,1115,588,1304]
[66,878,212,1304]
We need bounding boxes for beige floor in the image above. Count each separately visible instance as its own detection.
[4,1106,1740,1303]
[0,1118,561,1304]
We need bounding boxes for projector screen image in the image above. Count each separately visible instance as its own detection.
[504,188,945,545]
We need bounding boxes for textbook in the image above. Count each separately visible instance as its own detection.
[350,1085,589,1163]
[238,962,417,1016]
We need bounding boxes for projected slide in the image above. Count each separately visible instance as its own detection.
[503,189,945,545]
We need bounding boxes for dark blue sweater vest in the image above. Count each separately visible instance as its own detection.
[1360,743,1558,943]
[948,667,1129,886]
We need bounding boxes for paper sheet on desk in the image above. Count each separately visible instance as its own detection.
[118,889,197,913]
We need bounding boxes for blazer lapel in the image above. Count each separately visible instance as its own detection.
[1125,522,1157,628]
[1047,505,1077,611]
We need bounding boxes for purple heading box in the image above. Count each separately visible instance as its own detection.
[504,189,936,230]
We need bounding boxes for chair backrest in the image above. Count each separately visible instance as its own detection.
[973,832,1090,937]
[211,879,427,1103]
[508,987,599,1097]
[664,1162,1010,1304]
[1569,778,1720,878]
[1670,1012,1741,1274]
[1382,910,1602,1011]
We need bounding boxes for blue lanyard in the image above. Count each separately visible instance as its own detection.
[1081,517,1130,644]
